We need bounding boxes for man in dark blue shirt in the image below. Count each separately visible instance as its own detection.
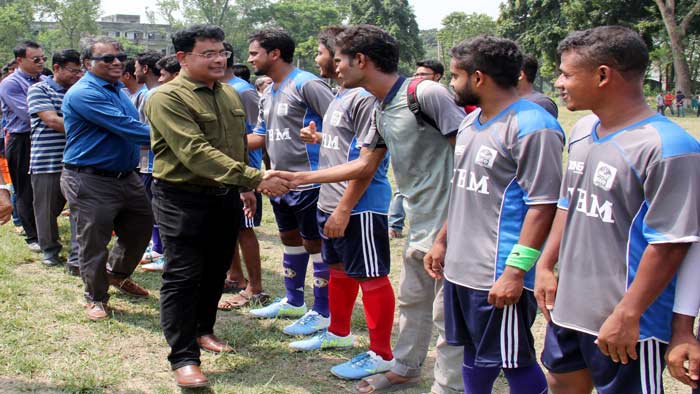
[61,36,153,321]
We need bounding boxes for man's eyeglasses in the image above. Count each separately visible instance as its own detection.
[413,72,434,78]
[63,67,83,75]
[30,56,47,64]
[188,51,232,60]
[91,53,128,63]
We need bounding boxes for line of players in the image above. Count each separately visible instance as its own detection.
[225,24,700,394]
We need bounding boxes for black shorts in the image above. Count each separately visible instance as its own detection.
[269,188,320,240]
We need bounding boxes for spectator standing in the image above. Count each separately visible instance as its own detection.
[656,92,665,114]
[664,91,675,115]
[677,90,686,117]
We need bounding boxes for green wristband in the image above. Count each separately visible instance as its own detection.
[505,244,541,272]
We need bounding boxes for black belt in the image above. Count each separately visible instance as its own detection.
[64,164,135,179]
[153,178,237,196]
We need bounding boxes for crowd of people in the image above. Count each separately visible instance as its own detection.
[0,22,699,394]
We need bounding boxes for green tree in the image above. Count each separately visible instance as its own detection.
[350,0,424,74]
[437,12,496,68]
[654,0,700,95]
[0,0,35,62]
[44,0,100,49]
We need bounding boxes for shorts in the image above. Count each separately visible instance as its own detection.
[542,322,667,394]
[240,192,262,229]
[444,279,539,368]
[269,188,320,240]
[318,210,390,278]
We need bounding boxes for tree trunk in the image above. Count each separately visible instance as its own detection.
[655,0,700,95]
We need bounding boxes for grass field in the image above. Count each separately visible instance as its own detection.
[0,108,698,393]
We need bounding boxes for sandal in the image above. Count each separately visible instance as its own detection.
[218,290,270,310]
[222,278,248,294]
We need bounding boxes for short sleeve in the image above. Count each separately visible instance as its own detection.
[239,89,260,132]
[673,242,700,316]
[362,110,386,150]
[416,81,466,136]
[253,93,267,136]
[27,85,55,116]
[352,93,376,143]
[300,79,333,126]
[514,129,564,205]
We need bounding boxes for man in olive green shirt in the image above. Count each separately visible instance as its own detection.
[145,25,289,388]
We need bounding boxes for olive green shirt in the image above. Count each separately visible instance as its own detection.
[145,74,263,189]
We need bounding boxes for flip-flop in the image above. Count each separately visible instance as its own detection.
[352,374,420,394]
[218,290,270,310]
[222,278,248,294]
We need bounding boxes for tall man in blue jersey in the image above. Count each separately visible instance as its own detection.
[535,26,700,394]
[246,29,334,335]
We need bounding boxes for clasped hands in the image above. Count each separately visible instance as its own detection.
[256,170,300,196]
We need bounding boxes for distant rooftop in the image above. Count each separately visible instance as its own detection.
[100,14,141,23]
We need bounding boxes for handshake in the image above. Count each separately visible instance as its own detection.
[256,170,304,196]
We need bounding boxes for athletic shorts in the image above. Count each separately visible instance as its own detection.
[444,279,539,368]
[269,188,320,240]
[317,210,390,278]
[541,322,667,394]
[240,192,262,229]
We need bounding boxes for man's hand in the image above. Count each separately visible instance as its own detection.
[240,191,257,219]
[257,171,291,197]
[324,208,350,238]
[666,330,700,388]
[424,240,446,279]
[0,189,11,225]
[596,307,640,365]
[300,121,322,144]
[534,266,558,322]
[488,266,525,308]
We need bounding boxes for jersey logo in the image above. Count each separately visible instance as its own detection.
[593,162,617,191]
[455,145,466,156]
[330,110,343,127]
[322,133,340,150]
[453,169,490,195]
[475,146,497,168]
[567,187,615,223]
[268,128,292,141]
[568,160,585,174]
[276,103,289,116]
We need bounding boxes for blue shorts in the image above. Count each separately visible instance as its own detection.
[318,210,390,278]
[444,279,539,368]
[269,188,320,240]
[240,192,262,229]
[542,323,667,394]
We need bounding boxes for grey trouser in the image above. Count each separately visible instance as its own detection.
[31,172,77,261]
[60,169,153,303]
[392,246,464,394]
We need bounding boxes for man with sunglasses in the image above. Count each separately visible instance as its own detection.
[61,37,153,322]
[0,40,47,252]
[26,49,83,273]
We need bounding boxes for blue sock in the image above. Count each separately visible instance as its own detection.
[283,246,308,307]
[311,255,329,317]
[503,363,548,394]
[462,349,500,394]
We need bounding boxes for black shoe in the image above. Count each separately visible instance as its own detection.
[42,256,63,267]
[66,265,80,276]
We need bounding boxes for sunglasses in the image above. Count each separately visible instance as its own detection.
[30,56,47,64]
[91,53,128,63]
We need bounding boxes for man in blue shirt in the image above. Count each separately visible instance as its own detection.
[61,36,153,321]
[0,41,47,251]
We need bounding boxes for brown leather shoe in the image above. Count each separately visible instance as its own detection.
[85,301,109,321]
[108,277,149,297]
[197,334,234,353]
[174,365,209,388]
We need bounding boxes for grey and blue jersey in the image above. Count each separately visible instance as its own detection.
[254,68,333,188]
[552,113,700,343]
[443,99,564,291]
[229,76,262,169]
[317,87,390,214]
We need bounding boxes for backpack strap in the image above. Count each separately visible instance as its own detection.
[406,78,439,131]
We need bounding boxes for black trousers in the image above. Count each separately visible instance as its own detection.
[6,133,37,243]
[152,180,241,370]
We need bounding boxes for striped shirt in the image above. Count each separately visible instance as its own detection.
[27,78,68,174]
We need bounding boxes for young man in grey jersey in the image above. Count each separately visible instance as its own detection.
[246,29,335,336]
[273,24,466,394]
[425,35,563,394]
[535,26,700,394]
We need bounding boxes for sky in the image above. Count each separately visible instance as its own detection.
[100,0,503,30]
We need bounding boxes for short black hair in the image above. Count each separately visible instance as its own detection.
[172,24,225,53]
[521,55,539,83]
[136,51,163,77]
[42,67,53,77]
[233,64,250,82]
[416,59,444,76]
[52,49,81,67]
[317,26,346,56]
[14,40,41,58]
[557,26,649,81]
[450,35,523,89]
[156,54,180,74]
[123,58,136,76]
[223,42,235,69]
[248,29,295,63]
[336,25,399,73]
[80,36,123,62]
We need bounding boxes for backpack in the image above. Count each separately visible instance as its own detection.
[406,78,477,131]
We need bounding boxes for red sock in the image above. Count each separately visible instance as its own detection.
[328,269,359,337]
[360,276,395,361]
